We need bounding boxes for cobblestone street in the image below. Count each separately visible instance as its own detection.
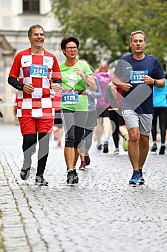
[0,122,167,252]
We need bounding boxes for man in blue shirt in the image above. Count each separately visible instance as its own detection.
[113,30,164,185]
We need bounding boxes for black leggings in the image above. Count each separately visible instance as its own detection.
[151,107,167,144]
[61,109,88,149]
[108,110,120,149]
[22,133,49,175]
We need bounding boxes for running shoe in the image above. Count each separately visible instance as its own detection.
[138,170,145,185]
[79,161,86,170]
[114,148,119,154]
[96,143,102,150]
[103,141,109,153]
[35,175,48,186]
[129,171,140,185]
[159,145,165,155]
[67,169,79,185]
[85,155,90,165]
[123,133,129,151]
[151,143,157,152]
[20,167,30,180]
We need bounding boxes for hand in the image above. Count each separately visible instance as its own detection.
[73,68,85,78]
[122,83,133,92]
[23,84,34,94]
[86,89,91,95]
[143,75,154,85]
[52,83,61,92]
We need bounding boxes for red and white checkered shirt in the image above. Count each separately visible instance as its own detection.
[9,48,61,118]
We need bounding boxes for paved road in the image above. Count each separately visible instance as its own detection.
[0,122,167,252]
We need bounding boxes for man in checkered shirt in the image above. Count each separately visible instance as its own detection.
[8,24,62,186]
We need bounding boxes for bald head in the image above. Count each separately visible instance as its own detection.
[99,63,108,73]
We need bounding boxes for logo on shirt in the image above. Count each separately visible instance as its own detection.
[21,55,32,67]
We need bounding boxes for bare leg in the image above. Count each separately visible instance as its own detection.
[95,118,104,144]
[128,127,140,171]
[119,125,128,137]
[103,117,111,141]
[73,148,79,167]
[64,147,75,170]
[57,128,63,142]
[79,154,85,162]
[138,134,149,170]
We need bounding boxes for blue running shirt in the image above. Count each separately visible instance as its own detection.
[114,54,164,114]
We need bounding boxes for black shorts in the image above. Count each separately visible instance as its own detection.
[118,114,125,126]
[97,107,110,118]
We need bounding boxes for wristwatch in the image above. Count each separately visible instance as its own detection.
[153,79,157,86]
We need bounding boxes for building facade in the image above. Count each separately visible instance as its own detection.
[0,0,64,122]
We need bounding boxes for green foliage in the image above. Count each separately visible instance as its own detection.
[51,0,167,67]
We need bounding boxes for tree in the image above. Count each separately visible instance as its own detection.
[51,0,167,68]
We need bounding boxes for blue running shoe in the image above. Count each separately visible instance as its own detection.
[129,171,140,185]
[96,143,102,150]
[138,171,145,185]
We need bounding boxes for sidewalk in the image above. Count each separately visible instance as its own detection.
[0,123,167,252]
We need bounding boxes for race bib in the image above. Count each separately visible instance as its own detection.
[130,70,148,84]
[30,64,48,78]
[62,91,78,104]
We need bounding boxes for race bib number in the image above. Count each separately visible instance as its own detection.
[62,91,78,104]
[30,64,48,78]
[130,70,148,84]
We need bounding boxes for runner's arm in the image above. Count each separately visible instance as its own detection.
[112,74,132,92]
[8,76,24,91]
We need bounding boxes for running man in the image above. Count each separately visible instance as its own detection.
[113,30,164,185]
[8,24,61,185]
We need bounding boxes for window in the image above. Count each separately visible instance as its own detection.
[23,0,40,14]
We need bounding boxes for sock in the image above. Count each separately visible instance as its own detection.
[104,137,109,143]
[67,169,73,173]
